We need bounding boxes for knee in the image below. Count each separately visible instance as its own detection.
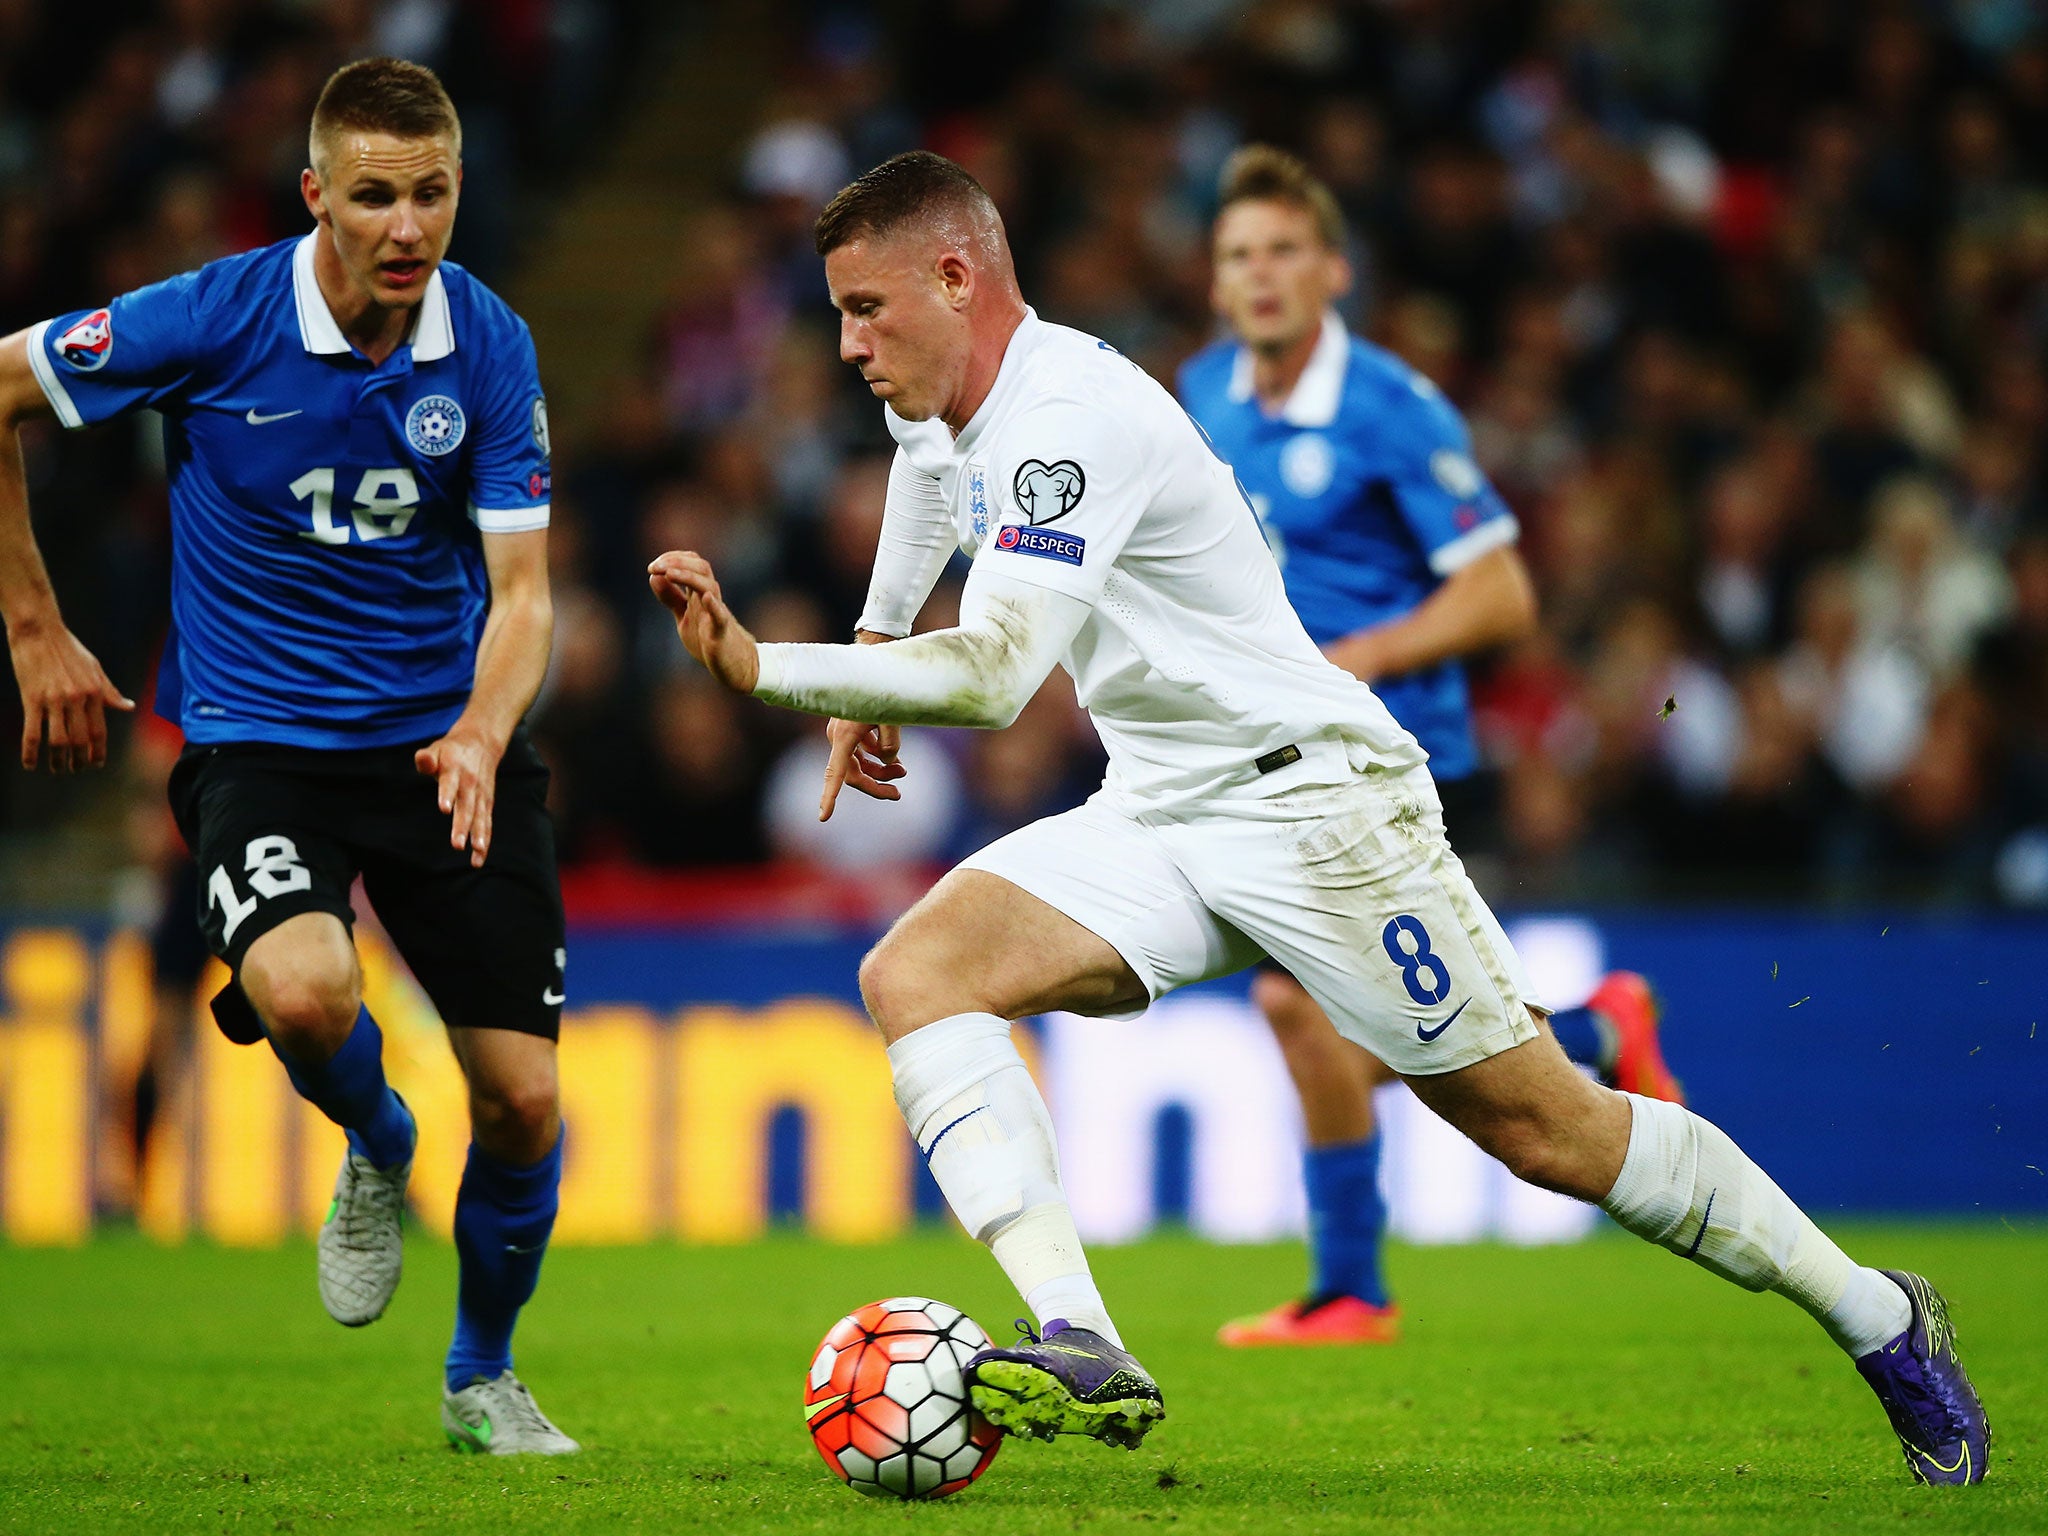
[470,1073,560,1160]
[1251,970,1315,1034]
[241,946,359,1058]
[859,935,940,1041]
[1253,971,1349,1063]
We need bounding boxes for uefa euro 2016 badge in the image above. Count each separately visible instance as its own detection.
[1430,447,1484,499]
[968,463,989,544]
[55,309,113,371]
[406,394,466,456]
[1279,433,1335,498]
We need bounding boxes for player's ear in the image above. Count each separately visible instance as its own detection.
[300,166,327,226]
[1328,247,1354,303]
[935,251,973,310]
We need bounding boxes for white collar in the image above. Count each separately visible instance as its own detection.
[291,231,454,362]
[1226,308,1349,427]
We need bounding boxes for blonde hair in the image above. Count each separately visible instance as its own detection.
[1216,144,1346,249]
[309,58,460,174]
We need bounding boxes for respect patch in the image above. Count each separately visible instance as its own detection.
[994,523,1084,566]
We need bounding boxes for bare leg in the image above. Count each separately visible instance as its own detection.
[442,1026,563,1391]
[1252,969,1392,1147]
[240,913,412,1168]
[1404,1019,1910,1356]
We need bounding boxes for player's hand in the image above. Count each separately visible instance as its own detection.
[820,719,904,821]
[6,618,134,773]
[1323,632,1382,685]
[415,725,502,868]
[647,551,760,693]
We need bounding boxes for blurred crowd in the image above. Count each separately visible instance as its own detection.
[533,0,2048,905]
[0,0,647,852]
[9,0,2048,907]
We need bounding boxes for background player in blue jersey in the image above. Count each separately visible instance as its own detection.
[0,59,575,1453]
[1180,147,1685,1347]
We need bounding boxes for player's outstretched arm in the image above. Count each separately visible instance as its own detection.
[416,527,553,867]
[1325,544,1537,684]
[0,328,134,773]
[650,550,1086,731]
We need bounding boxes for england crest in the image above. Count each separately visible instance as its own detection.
[968,463,989,544]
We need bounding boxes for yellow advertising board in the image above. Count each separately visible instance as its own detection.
[0,927,938,1247]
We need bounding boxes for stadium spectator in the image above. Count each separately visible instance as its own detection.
[9,0,2048,908]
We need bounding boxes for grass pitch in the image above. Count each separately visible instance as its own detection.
[1,1225,2040,1534]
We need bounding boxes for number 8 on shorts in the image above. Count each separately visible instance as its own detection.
[1381,914,1451,1006]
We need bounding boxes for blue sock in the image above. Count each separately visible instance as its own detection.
[1548,1005,1617,1076]
[266,1006,415,1170]
[1303,1135,1389,1306]
[446,1128,564,1392]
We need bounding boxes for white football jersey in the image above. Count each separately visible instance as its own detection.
[883,310,1427,813]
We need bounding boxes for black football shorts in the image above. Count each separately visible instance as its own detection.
[168,730,565,1040]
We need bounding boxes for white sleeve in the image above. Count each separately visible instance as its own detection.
[976,397,1149,604]
[855,449,957,639]
[753,563,1089,728]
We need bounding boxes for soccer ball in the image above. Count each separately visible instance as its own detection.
[805,1296,1002,1499]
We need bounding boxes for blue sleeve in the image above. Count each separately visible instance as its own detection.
[1379,380,1518,576]
[28,274,207,428]
[464,315,550,534]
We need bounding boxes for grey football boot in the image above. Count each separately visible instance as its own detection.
[316,1099,414,1326]
[443,1370,581,1455]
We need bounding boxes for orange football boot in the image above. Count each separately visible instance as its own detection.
[1217,1294,1401,1347]
[1588,970,1684,1103]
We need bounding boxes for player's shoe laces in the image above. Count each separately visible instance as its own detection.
[1218,1292,1401,1347]
[968,1319,1166,1450]
[1589,971,1685,1103]
[1854,1271,1991,1486]
[317,1098,415,1327]
[442,1370,580,1456]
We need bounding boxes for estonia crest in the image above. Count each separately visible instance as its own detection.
[406,394,466,456]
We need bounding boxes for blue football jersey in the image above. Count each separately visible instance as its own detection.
[1178,313,1517,781]
[28,234,550,750]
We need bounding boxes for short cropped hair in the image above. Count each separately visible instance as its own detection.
[309,57,460,172]
[813,151,1000,258]
[1216,144,1346,250]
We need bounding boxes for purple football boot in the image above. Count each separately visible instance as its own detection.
[1854,1270,1991,1485]
[968,1319,1166,1450]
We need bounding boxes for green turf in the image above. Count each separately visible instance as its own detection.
[0,1225,2040,1534]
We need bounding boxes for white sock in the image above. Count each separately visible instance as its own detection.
[1601,1094,1911,1356]
[887,1013,1121,1346]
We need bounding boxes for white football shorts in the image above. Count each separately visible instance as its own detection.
[958,760,1542,1076]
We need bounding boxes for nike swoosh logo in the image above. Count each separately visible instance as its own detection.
[542,987,565,1005]
[503,1241,547,1255]
[922,1104,987,1159]
[805,1393,848,1420]
[1682,1188,1717,1258]
[1416,997,1470,1042]
[245,408,302,424]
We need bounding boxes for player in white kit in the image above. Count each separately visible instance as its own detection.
[649,152,1989,1483]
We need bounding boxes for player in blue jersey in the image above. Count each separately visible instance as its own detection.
[1180,147,1684,1347]
[0,59,575,1453]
